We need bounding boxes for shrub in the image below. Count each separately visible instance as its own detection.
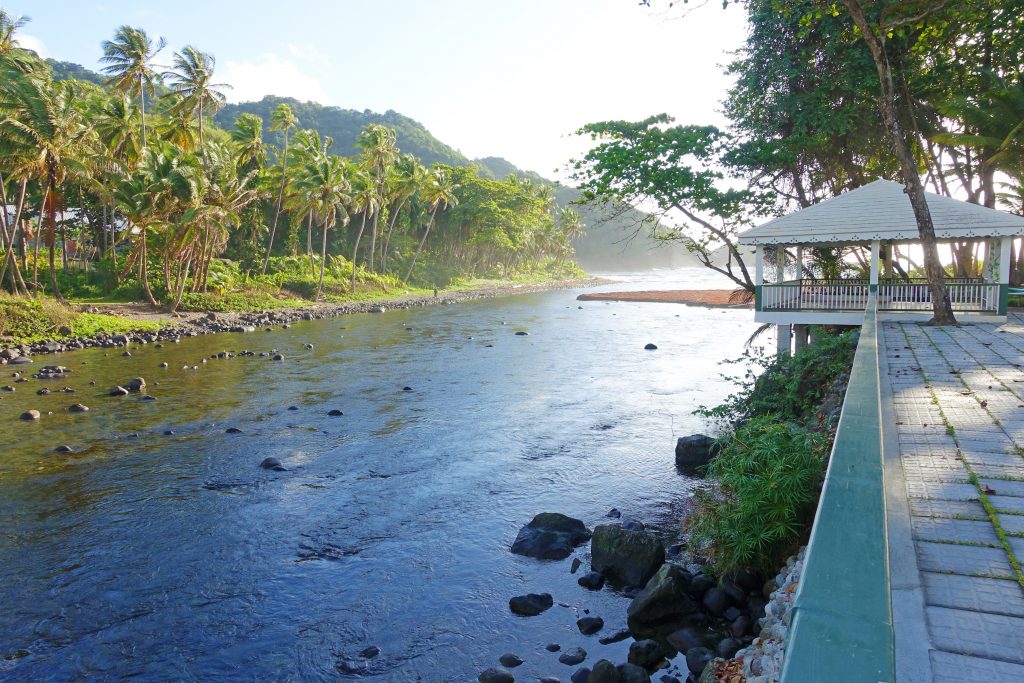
[687,417,828,575]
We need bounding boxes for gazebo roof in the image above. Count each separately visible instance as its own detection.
[737,179,1024,246]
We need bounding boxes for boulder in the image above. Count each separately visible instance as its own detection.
[644,343,658,350]
[685,648,713,677]
[577,616,604,635]
[67,403,89,413]
[511,513,592,560]
[587,660,620,682]
[509,592,553,616]
[19,410,40,421]
[667,627,717,653]
[260,457,286,471]
[592,525,664,587]
[626,564,696,636]
[674,434,717,474]
[570,669,590,683]
[124,377,146,392]
[478,668,514,683]
[616,663,651,683]
[627,639,664,670]
[715,638,741,659]
[702,588,728,617]
[558,647,586,666]
[499,653,523,668]
[578,572,606,590]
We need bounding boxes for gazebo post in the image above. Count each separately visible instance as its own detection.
[754,245,763,312]
[776,245,791,355]
[869,240,880,295]
[793,244,808,352]
[1000,237,1012,315]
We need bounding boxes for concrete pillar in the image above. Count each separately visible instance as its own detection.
[794,324,809,353]
[777,323,792,356]
[869,240,880,294]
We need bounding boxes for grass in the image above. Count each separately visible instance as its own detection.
[0,294,161,343]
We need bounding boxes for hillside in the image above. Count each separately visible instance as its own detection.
[48,62,699,272]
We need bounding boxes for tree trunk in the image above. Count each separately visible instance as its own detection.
[32,187,46,289]
[842,0,955,325]
[140,231,158,306]
[381,197,409,274]
[262,129,290,274]
[48,235,67,305]
[369,211,379,272]
[405,205,439,282]
[168,256,192,313]
[350,210,369,292]
[317,220,329,299]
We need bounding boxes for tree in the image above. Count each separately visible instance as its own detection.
[262,102,298,273]
[163,46,229,164]
[100,25,166,148]
[405,167,458,282]
[291,153,352,299]
[570,115,770,292]
[356,124,398,273]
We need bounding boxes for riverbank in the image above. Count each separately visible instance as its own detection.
[0,276,605,361]
[576,290,751,308]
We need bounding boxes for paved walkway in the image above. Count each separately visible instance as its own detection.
[884,313,1024,681]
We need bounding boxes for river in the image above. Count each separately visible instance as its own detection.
[0,268,759,681]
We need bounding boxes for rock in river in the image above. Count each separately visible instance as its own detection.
[478,669,514,683]
[509,592,553,616]
[260,457,286,471]
[590,524,664,586]
[124,377,146,392]
[626,564,696,636]
[510,512,591,560]
[644,343,658,350]
[577,616,604,635]
[557,647,586,666]
[499,653,523,668]
[19,410,40,421]
[67,403,89,413]
[109,386,129,396]
[674,434,717,474]
[578,572,605,591]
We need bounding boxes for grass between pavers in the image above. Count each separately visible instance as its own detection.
[900,324,1024,589]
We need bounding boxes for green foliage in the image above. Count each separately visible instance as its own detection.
[697,328,858,426]
[175,291,304,313]
[0,294,159,342]
[687,417,828,575]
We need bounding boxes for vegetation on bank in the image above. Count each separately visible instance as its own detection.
[0,294,160,343]
[690,329,859,575]
[0,10,586,316]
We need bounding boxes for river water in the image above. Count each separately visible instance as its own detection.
[0,269,759,681]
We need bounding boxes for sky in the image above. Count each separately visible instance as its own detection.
[7,0,749,181]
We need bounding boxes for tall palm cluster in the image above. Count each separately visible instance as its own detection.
[0,10,583,307]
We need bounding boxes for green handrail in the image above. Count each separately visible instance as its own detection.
[780,294,895,682]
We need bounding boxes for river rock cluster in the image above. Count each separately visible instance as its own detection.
[485,511,772,682]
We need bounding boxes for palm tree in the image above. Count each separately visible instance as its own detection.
[356,124,398,272]
[291,154,352,298]
[380,153,426,273]
[100,26,166,148]
[0,8,28,53]
[230,113,267,173]
[262,102,298,274]
[163,46,230,164]
[405,168,459,282]
[348,168,380,291]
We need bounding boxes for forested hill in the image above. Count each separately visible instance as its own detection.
[49,62,699,271]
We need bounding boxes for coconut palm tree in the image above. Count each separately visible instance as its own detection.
[230,113,266,173]
[405,168,459,282]
[163,46,230,165]
[262,102,298,274]
[356,124,398,272]
[291,153,352,299]
[100,25,166,147]
[380,153,426,273]
[348,167,380,291]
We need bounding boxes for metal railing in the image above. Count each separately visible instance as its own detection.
[761,277,998,312]
[780,294,895,682]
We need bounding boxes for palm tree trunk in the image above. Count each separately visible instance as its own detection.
[262,130,290,274]
[32,187,47,289]
[140,231,158,306]
[139,78,147,148]
[48,235,67,305]
[405,205,438,282]
[306,211,315,277]
[317,220,329,299]
[168,256,192,313]
[369,212,379,272]
[380,197,408,274]
[350,210,369,291]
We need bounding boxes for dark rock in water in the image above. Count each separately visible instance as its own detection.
[720,578,746,605]
[514,331,529,336]
[688,573,715,600]
[225,427,243,434]
[359,645,380,659]
[621,519,645,532]
[141,395,157,401]
[570,668,590,683]
[260,457,286,471]
[402,386,413,391]
[36,388,50,395]
[685,648,713,676]
[288,406,299,411]
[54,445,73,453]
[666,543,685,558]
[159,362,169,368]
[558,647,586,666]
[478,669,514,683]
[67,403,89,413]
[577,616,604,635]
[570,557,582,574]
[510,513,591,560]
[644,343,658,350]
[627,565,695,636]
[509,592,553,616]
[163,430,175,436]
[716,637,742,659]
[674,434,717,474]
[590,524,664,586]
[124,377,146,392]
[327,409,344,416]
[730,616,751,638]
[122,351,132,357]
[628,640,664,671]
[578,572,606,591]
[702,588,729,617]
[617,663,651,683]
[539,678,560,683]
[271,353,285,361]
[545,644,560,652]
[598,629,631,645]
[607,508,621,518]
[499,653,523,668]
[305,343,314,350]
[19,410,40,421]
[747,596,767,619]
[588,661,619,682]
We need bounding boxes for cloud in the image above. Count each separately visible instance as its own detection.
[17,33,48,58]
[286,43,331,68]
[219,53,329,105]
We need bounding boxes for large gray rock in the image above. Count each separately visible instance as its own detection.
[587,660,619,682]
[616,663,651,683]
[626,564,696,637]
[674,434,717,474]
[479,668,515,683]
[591,525,664,587]
[509,592,553,616]
[511,513,591,560]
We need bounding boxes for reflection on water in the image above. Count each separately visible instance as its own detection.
[0,269,758,680]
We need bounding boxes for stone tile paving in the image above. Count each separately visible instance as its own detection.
[885,314,1024,680]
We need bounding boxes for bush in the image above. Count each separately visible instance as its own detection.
[687,417,828,575]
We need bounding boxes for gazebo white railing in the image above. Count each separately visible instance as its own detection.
[760,277,998,313]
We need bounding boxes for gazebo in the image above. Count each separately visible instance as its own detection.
[736,179,1024,353]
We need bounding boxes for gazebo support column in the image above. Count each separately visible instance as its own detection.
[754,245,763,311]
[1000,237,1011,315]
[776,245,790,355]
[869,240,880,294]
[794,324,809,352]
